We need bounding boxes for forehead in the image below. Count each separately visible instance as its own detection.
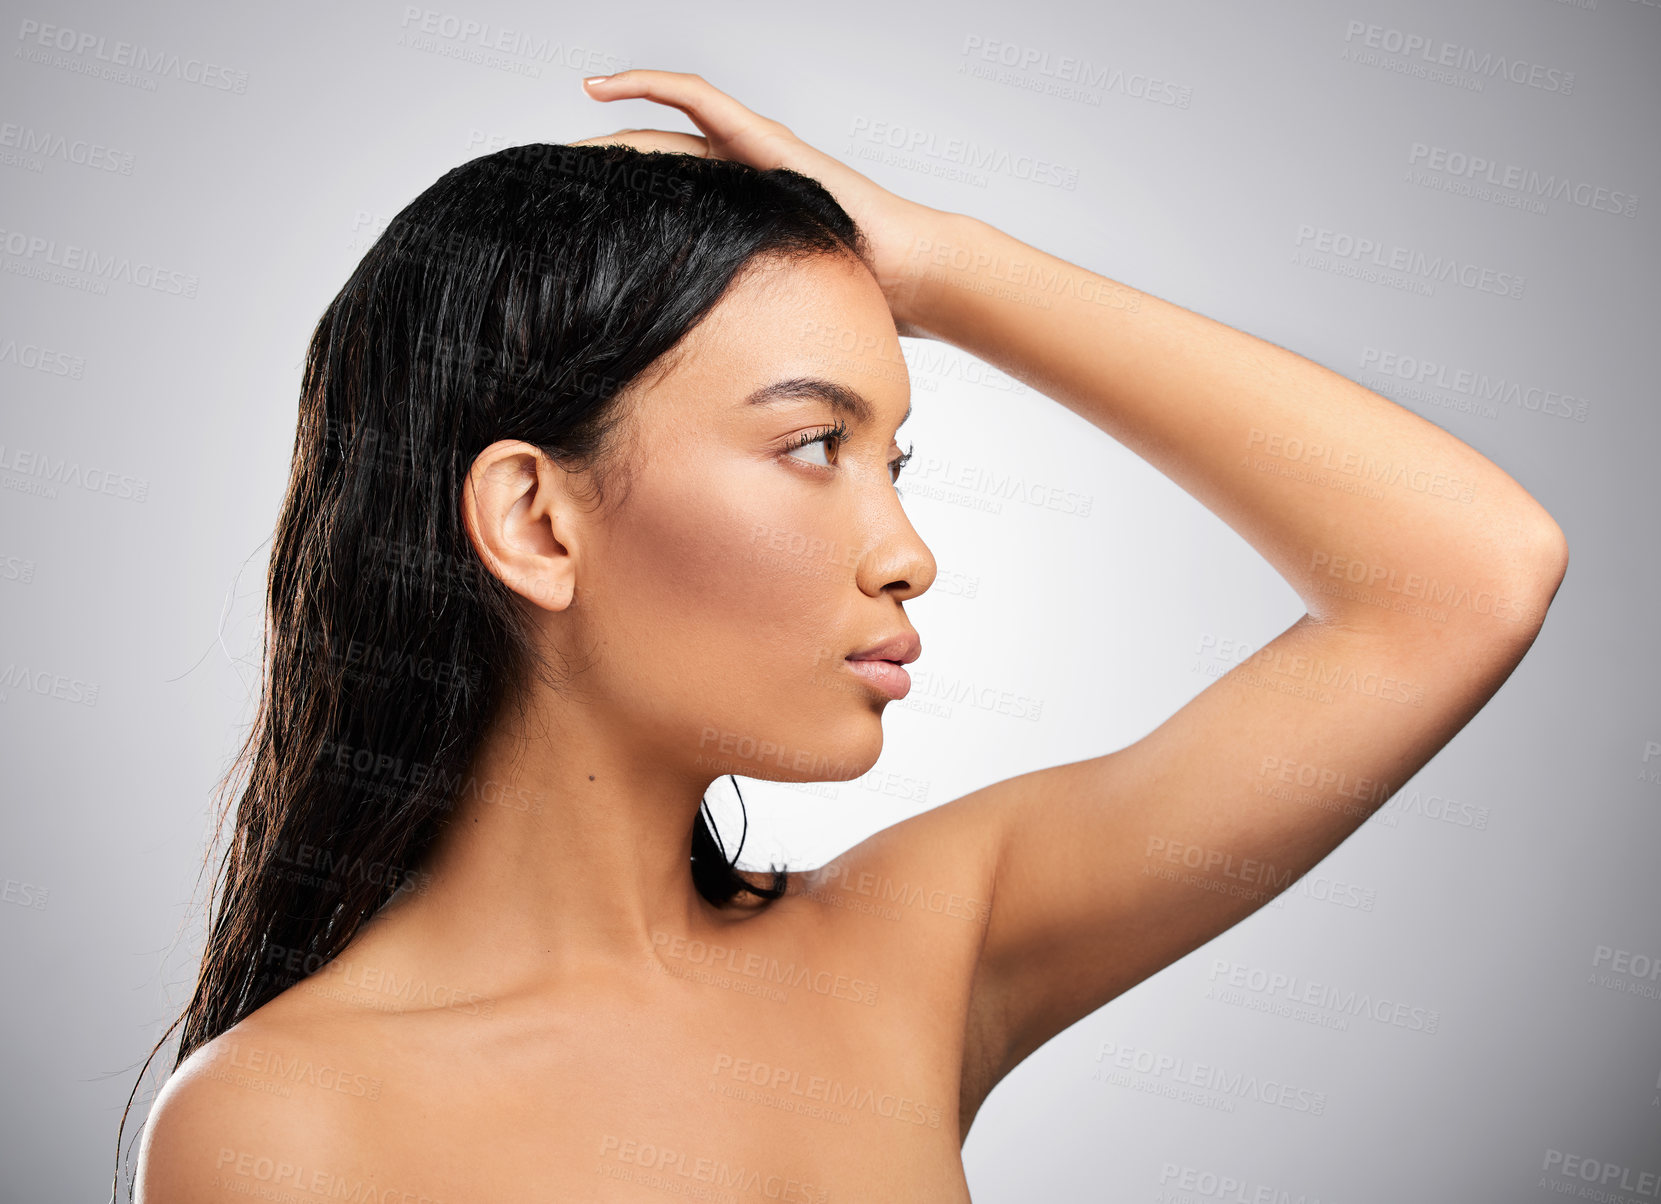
[637,251,911,428]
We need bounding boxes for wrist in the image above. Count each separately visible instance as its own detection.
[884,208,991,341]
[890,205,976,328]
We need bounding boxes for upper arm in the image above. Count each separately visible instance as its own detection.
[134,1062,251,1203]
[969,597,1559,1085]
[849,527,1565,1116]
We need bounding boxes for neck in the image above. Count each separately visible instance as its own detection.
[360,693,744,995]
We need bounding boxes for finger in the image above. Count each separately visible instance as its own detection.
[582,69,780,144]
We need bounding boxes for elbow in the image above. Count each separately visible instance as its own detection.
[1498,509,1569,637]
[1525,510,1569,597]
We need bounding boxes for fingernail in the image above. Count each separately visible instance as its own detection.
[583,75,611,87]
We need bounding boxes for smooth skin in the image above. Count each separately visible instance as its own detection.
[135,72,1567,1202]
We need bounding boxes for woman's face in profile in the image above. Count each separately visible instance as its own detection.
[569,250,936,783]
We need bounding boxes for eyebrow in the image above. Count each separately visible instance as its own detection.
[743,377,911,431]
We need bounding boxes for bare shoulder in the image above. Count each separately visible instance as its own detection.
[134,1005,378,1203]
[777,795,1002,964]
[774,793,1011,1136]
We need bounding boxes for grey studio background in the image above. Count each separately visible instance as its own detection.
[0,0,1656,1200]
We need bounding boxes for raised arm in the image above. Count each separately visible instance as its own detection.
[575,70,1569,1128]
[894,212,1563,615]
[879,211,1567,1095]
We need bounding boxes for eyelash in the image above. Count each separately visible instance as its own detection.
[784,420,915,489]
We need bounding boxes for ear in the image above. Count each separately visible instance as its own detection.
[460,440,583,612]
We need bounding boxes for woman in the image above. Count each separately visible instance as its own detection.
[122,71,1566,1201]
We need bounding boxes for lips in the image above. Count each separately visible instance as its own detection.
[843,657,912,700]
[843,629,921,700]
[845,630,922,666]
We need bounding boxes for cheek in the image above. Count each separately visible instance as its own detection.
[589,467,884,777]
[600,468,849,670]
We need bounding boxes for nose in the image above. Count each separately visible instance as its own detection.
[855,493,936,601]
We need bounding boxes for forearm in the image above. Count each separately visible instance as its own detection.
[896,212,1567,636]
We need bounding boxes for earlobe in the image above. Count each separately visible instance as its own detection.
[533,576,575,612]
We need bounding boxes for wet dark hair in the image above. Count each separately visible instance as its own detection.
[111,142,870,1199]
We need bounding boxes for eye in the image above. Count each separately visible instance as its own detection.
[783,421,846,470]
[889,443,914,487]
